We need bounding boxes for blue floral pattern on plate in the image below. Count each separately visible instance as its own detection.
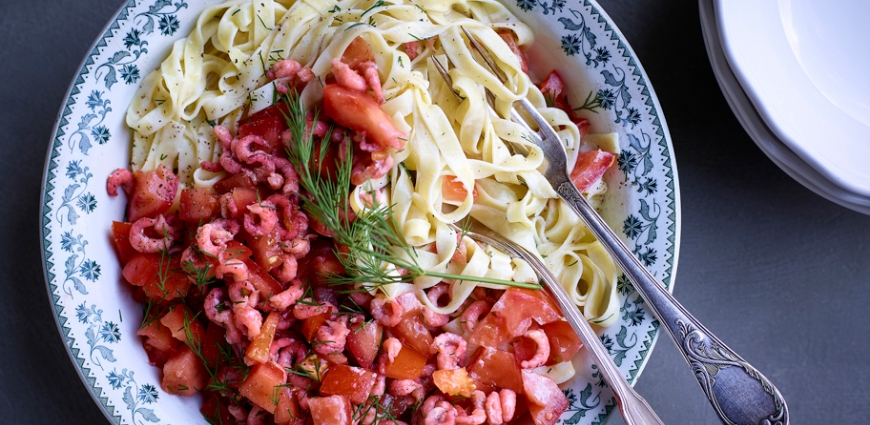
[40,0,679,423]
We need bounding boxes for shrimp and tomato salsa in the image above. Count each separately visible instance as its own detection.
[107,36,608,425]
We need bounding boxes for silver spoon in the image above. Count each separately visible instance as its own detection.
[452,26,788,425]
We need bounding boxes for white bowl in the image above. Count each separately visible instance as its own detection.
[716,0,870,199]
[40,1,680,423]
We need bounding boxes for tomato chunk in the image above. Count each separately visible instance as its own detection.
[274,387,305,425]
[301,312,330,343]
[127,164,178,222]
[200,321,227,367]
[200,394,235,425]
[160,305,205,346]
[391,312,433,356]
[542,321,582,364]
[323,84,406,150]
[246,311,280,364]
[239,116,284,152]
[248,231,284,273]
[243,257,284,299]
[442,176,477,203]
[432,367,476,397]
[490,288,560,338]
[346,319,382,369]
[136,320,178,353]
[383,343,427,380]
[309,395,353,425]
[122,253,191,301]
[239,362,287,414]
[342,36,375,69]
[466,347,524,394]
[570,149,616,193]
[522,370,569,425]
[111,221,135,264]
[179,187,219,223]
[213,172,255,194]
[320,365,378,404]
[162,346,207,396]
[498,30,529,74]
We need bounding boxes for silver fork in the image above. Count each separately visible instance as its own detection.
[446,216,664,425]
[438,26,788,425]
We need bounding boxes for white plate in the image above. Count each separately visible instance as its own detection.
[716,0,870,198]
[700,0,870,215]
[40,0,680,423]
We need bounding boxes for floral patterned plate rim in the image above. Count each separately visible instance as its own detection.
[39,0,680,424]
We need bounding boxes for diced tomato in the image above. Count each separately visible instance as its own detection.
[319,365,378,404]
[239,362,287,413]
[346,319,382,369]
[242,257,284,299]
[127,164,178,222]
[403,41,420,60]
[542,321,582,364]
[522,370,569,425]
[466,347,524,394]
[213,172,256,194]
[246,311,280,364]
[247,230,284,273]
[301,313,330,343]
[539,71,565,103]
[111,221,136,264]
[307,250,346,288]
[490,288,560,339]
[225,240,254,259]
[231,187,261,214]
[179,187,219,223]
[162,346,207,396]
[442,176,477,203]
[342,37,375,69]
[391,312,433,356]
[274,387,305,425]
[383,343,427,380]
[200,321,226,367]
[249,103,291,122]
[570,149,616,193]
[160,305,205,346]
[432,367,476,397]
[576,117,591,138]
[200,394,235,425]
[323,84,406,150]
[498,30,529,74]
[122,253,191,301]
[136,320,179,353]
[468,313,509,348]
[239,116,284,153]
[538,70,592,133]
[309,395,353,425]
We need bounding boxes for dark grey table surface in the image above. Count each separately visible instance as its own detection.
[4,0,870,423]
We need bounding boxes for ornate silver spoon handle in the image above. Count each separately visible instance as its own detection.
[552,179,788,425]
[452,220,664,425]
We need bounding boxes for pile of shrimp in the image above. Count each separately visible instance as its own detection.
[107,50,560,425]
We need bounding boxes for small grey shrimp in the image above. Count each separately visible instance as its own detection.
[371,294,403,327]
[520,329,551,369]
[128,215,175,253]
[431,333,466,371]
[106,168,133,196]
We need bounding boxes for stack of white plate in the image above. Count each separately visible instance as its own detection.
[700,0,870,214]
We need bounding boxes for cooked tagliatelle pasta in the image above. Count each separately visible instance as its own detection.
[110,0,625,422]
[126,0,620,327]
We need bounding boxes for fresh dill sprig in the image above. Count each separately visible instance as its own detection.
[280,92,540,292]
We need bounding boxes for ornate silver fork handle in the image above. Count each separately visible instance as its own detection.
[448,219,664,425]
[455,26,789,425]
